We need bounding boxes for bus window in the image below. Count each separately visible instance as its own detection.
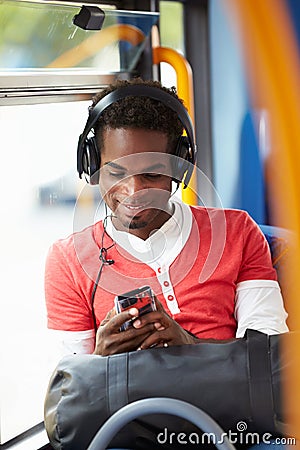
[159,1,184,86]
[160,1,184,53]
[0,100,89,442]
[0,1,158,95]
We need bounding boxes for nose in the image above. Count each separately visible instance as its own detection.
[123,175,146,196]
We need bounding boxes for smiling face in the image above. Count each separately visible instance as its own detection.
[99,127,174,240]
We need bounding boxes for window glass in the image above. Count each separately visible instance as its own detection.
[159,1,184,54]
[159,1,184,87]
[0,1,158,72]
[0,99,102,443]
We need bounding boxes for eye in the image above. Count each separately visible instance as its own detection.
[144,173,162,179]
[108,172,125,178]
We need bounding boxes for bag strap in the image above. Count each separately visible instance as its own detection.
[107,353,129,415]
[246,329,276,431]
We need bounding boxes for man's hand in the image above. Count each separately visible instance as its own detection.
[132,297,198,349]
[93,306,164,356]
[93,297,198,356]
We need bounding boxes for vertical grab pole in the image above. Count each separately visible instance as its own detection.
[153,46,198,206]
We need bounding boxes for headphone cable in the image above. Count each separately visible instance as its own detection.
[90,211,115,335]
[90,261,105,334]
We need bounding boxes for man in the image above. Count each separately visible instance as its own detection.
[45,78,288,357]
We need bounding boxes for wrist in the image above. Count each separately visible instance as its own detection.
[184,328,199,344]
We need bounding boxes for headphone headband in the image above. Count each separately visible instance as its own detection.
[77,84,197,187]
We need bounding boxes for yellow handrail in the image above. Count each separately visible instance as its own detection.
[153,46,198,206]
[47,24,145,68]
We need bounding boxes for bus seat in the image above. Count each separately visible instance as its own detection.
[259,224,291,273]
[259,224,294,328]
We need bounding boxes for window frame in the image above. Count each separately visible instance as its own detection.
[0,72,119,105]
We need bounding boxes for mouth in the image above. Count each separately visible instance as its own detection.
[122,202,151,212]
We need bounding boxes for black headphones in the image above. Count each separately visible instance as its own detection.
[77,84,197,188]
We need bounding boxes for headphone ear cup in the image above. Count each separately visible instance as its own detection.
[172,136,191,184]
[82,136,101,185]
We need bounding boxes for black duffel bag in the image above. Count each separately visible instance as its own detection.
[44,329,297,450]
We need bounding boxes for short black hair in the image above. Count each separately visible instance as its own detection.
[91,78,184,153]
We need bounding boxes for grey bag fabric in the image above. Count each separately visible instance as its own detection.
[44,330,295,450]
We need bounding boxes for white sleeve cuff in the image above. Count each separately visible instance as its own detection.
[235,280,289,338]
[47,329,95,357]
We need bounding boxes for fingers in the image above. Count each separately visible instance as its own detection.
[132,310,167,331]
[103,307,139,332]
[153,295,165,312]
[103,331,152,355]
[94,298,173,355]
[95,308,160,356]
[137,330,169,351]
[97,323,155,356]
[132,308,171,350]
[100,308,116,326]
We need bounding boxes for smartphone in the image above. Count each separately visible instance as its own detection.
[114,285,156,331]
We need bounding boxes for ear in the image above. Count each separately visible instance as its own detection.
[87,136,101,185]
[172,136,190,184]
